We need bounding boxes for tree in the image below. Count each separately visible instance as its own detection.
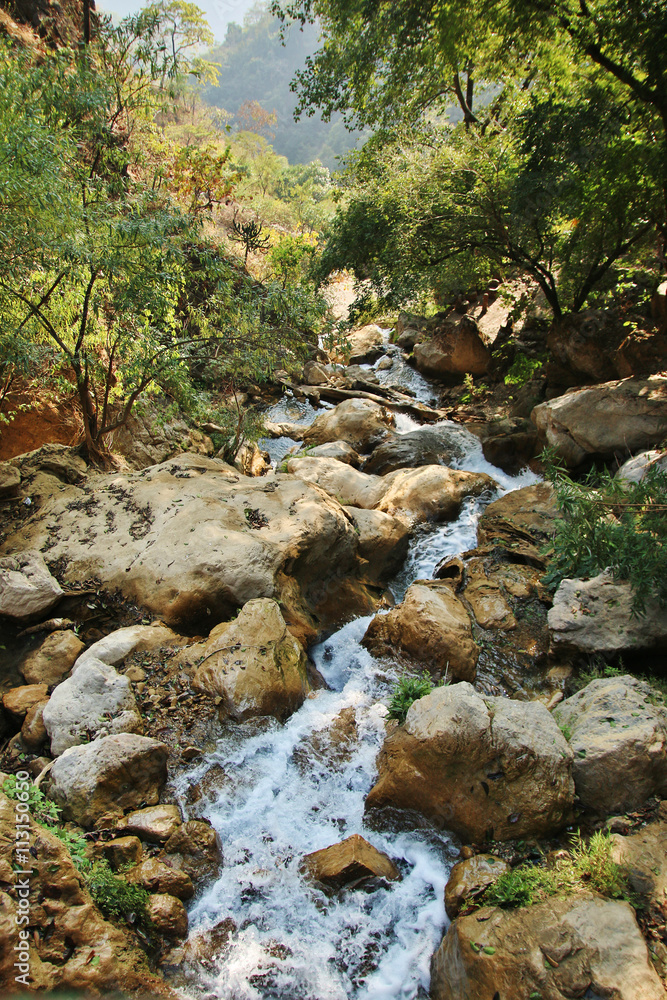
[273,0,666,312]
[229,219,272,264]
[0,7,328,464]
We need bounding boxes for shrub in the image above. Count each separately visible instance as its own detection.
[388,674,434,724]
[86,860,150,925]
[504,353,545,386]
[543,461,667,615]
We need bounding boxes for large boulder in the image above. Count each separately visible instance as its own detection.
[532,376,667,467]
[342,507,410,586]
[362,581,478,682]
[286,455,495,523]
[47,733,168,827]
[192,598,310,722]
[365,683,574,842]
[0,550,63,620]
[0,791,164,994]
[476,481,559,565]
[0,461,20,497]
[43,657,143,755]
[617,448,667,483]
[431,894,665,1000]
[555,676,667,815]
[362,425,466,476]
[301,398,395,453]
[300,834,400,891]
[0,454,377,634]
[548,571,667,655]
[341,323,386,364]
[298,441,361,466]
[20,630,85,685]
[413,315,491,378]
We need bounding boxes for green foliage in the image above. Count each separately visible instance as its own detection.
[543,463,667,616]
[482,832,631,909]
[460,373,483,404]
[86,860,150,925]
[273,0,666,316]
[388,674,434,724]
[2,776,61,825]
[504,353,544,387]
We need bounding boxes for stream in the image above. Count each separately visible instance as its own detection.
[172,335,539,1000]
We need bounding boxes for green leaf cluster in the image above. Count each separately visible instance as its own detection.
[387,673,435,724]
[544,462,667,616]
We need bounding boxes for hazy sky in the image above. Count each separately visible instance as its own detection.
[97,0,259,43]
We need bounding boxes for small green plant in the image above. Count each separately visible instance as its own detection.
[86,860,150,925]
[459,372,483,404]
[559,722,572,741]
[504,352,545,386]
[2,776,60,824]
[388,674,434,724]
[481,831,631,909]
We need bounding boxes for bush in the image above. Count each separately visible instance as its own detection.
[388,674,434,724]
[482,832,631,909]
[504,352,545,386]
[544,461,667,615]
[86,860,150,925]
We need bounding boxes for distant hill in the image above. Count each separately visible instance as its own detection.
[202,5,362,170]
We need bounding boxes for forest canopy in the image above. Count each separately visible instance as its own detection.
[272,0,667,317]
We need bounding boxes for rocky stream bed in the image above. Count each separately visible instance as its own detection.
[1,321,666,999]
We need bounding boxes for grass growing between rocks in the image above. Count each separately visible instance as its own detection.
[387,673,435,724]
[481,832,632,909]
[2,777,150,928]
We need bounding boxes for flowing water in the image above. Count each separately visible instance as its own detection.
[173,346,539,1000]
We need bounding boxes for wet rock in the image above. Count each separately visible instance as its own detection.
[376,354,393,371]
[362,426,465,476]
[476,481,559,563]
[193,598,310,722]
[431,894,665,1000]
[125,858,194,900]
[0,550,63,620]
[335,323,385,364]
[301,398,395,453]
[363,581,478,682]
[102,836,143,870]
[20,699,49,751]
[476,418,539,475]
[1,454,372,633]
[342,507,410,586]
[48,733,168,828]
[0,790,163,994]
[296,441,361,466]
[293,706,358,773]
[287,456,495,524]
[121,804,182,843]
[462,561,517,630]
[162,820,221,883]
[555,676,667,815]
[2,683,49,721]
[366,682,574,842]
[43,656,143,755]
[145,894,188,939]
[548,571,667,655]
[20,630,85,685]
[301,834,400,891]
[444,854,511,919]
[532,376,667,467]
[413,315,490,378]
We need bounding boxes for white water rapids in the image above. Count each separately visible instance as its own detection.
[173,341,539,1000]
